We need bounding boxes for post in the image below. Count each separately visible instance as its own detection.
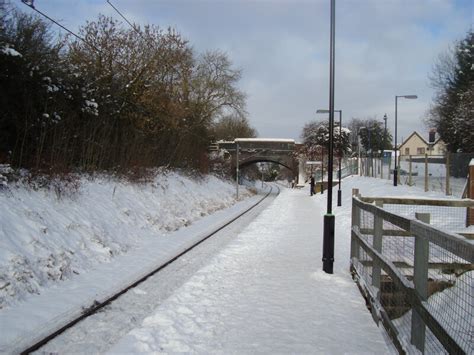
[398,153,401,185]
[372,200,383,295]
[411,212,430,353]
[394,96,398,186]
[381,155,384,179]
[424,153,428,192]
[322,0,336,274]
[445,152,450,196]
[321,161,324,194]
[236,142,240,199]
[409,155,413,186]
[468,160,474,227]
[337,111,342,207]
[350,189,360,261]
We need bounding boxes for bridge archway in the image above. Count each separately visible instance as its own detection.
[213,138,302,182]
[238,158,293,172]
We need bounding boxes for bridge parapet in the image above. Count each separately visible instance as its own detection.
[212,138,301,180]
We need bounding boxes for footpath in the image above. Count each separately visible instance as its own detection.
[109,179,393,353]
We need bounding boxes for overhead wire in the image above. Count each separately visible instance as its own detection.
[19,0,102,54]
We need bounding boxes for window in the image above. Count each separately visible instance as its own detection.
[405,148,410,155]
[417,147,425,155]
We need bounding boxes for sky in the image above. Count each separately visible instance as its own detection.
[19,0,473,143]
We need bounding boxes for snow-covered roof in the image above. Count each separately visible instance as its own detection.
[470,158,474,167]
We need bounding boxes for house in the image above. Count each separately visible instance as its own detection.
[399,130,446,156]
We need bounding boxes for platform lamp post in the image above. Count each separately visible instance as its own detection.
[394,95,417,186]
[322,0,336,274]
[317,109,342,206]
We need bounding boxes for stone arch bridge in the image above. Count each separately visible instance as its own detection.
[212,138,302,181]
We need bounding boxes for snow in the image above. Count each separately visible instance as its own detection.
[1,46,22,57]
[0,172,257,353]
[0,172,252,310]
[1,171,466,353]
[108,181,392,354]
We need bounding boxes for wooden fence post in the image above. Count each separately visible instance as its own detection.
[351,189,361,261]
[372,200,383,295]
[411,212,430,353]
[445,153,451,196]
[468,160,474,227]
[409,155,413,186]
[381,156,384,179]
[424,154,429,192]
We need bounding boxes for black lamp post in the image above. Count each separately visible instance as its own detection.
[317,109,342,206]
[322,0,336,274]
[394,95,417,186]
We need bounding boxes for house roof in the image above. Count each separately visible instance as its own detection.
[400,131,446,148]
[399,131,428,148]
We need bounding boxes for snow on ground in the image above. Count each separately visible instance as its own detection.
[108,176,469,354]
[0,171,253,310]
[1,173,468,353]
[107,177,413,354]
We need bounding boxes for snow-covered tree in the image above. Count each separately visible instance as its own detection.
[301,120,351,158]
[427,30,473,152]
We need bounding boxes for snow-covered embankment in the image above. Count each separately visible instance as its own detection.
[0,171,253,310]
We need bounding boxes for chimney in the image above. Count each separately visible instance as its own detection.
[429,129,436,143]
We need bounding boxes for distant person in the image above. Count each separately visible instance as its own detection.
[310,176,315,196]
[291,179,295,188]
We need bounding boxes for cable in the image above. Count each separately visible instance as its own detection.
[106,0,160,49]
[19,0,134,74]
[106,0,141,38]
[19,0,100,53]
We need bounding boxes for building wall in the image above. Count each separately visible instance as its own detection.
[400,132,447,156]
[431,141,447,155]
[400,134,428,156]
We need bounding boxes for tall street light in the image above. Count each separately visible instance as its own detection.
[317,109,343,207]
[322,0,336,274]
[394,95,417,186]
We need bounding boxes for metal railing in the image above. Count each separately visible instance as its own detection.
[351,192,474,354]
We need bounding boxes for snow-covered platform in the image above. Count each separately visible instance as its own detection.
[109,182,392,353]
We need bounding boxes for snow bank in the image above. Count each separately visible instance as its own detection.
[0,171,252,309]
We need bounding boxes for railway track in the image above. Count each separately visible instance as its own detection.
[21,184,279,354]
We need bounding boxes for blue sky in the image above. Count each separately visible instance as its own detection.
[19,0,473,142]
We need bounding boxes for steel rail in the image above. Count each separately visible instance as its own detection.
[20,184,279,354]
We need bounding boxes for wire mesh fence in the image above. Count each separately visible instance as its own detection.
[357,152,473,197]
[351,195,474,354]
